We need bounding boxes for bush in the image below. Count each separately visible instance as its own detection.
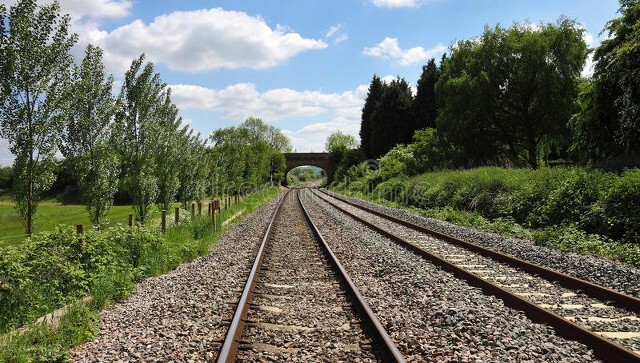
[334,165,640,266]
[603,169,640,243]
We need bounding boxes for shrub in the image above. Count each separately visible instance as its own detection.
[603,169,640,243]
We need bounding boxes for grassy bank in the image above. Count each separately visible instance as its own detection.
[0,186,280,362]
[333,167,640,267]
[0,204,134,246]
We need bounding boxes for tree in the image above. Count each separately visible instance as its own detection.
[413,58,441,130]
[115,54,166,223]
[369,77,414,158]
[571,0,640,162]
[360,75,384,158]
[61,44,119,225]
[0,0,77,234]
[154,89,185,212]
[437,19,587,168]
[209,118,290,193]
[325,131,359,155]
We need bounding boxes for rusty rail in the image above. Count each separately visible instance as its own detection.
[315,189,640,362]
[217,189,404,362]
[298,189,405,362]
[216,190,289,362]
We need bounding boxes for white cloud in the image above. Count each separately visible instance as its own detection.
[326,24,343,38]
[364,37,446,66]
[74,8,327,74]
[371,0,421,8]
[170,82,369,152]
[0,0,132,19]
[171,83,365,122]
[325,23,348,45]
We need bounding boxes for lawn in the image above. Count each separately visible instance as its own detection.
[0,203,134,246]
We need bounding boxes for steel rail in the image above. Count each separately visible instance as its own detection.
[298,189,405,363]
[314,189,640,362]
[317,189,640,315]
[216,190,289,363]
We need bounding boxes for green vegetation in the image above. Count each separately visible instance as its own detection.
[329,1,640,267]
[571,0,640,162]
[334,166,640,267]
[0,186,280,361]
[287,166,323,186]
[1,1,290,237]
[0,204,133,246]
[0,0,78,235]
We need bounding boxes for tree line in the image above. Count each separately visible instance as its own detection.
[360,1,640,172]
[0,0,290,235]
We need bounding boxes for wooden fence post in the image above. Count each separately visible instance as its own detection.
[208,202,212,216]
[198,202,202,216]
[128,214,133,227]
[76,224,85,254]
[175,207,180,224]
[191,203,195,217]
[161,210,167,233]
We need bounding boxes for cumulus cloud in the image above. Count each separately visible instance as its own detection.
[371,0,421,8]
[73,8,327,74]
[170,83,365,122]
[0,0,132,19]
[364,37,446,65]
[169,82,369,152]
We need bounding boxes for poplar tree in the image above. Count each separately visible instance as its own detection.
[155,89,185,212]
[0,0,77,234]
[61,44,119,225]
[115,54,165,223]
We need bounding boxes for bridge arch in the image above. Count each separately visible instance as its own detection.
[283,153,337,185]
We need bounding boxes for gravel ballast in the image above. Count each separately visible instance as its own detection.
[70,194,283,362]
[315,190,640,353]
[303,189,599,362]
[237,189,378,361]
[323,189,640,298]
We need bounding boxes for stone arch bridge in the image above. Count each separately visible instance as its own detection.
[283,153,337,184]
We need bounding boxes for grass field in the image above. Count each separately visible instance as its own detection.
[0,204,135,246]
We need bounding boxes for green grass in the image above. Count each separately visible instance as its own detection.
[333,166,640,268]
[0,186,281,362]
[0,204,134,246]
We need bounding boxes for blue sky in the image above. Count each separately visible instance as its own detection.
[0,0,621,164]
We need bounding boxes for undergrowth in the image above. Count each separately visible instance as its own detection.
[0,186,280,362]
[333,167,640,267]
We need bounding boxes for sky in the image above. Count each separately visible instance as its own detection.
[0,0,621,165]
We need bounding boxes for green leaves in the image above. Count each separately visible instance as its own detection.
[0,0,77,234]
[62,45,119,225]
[437,19,587,169]
[572,0,640,162]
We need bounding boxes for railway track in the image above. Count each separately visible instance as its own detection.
[216,188,404,362]
[311,188,640,362]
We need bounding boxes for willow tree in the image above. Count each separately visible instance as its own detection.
[62,45,119,225]
[437,18,587,168]
[0,0,77,234]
